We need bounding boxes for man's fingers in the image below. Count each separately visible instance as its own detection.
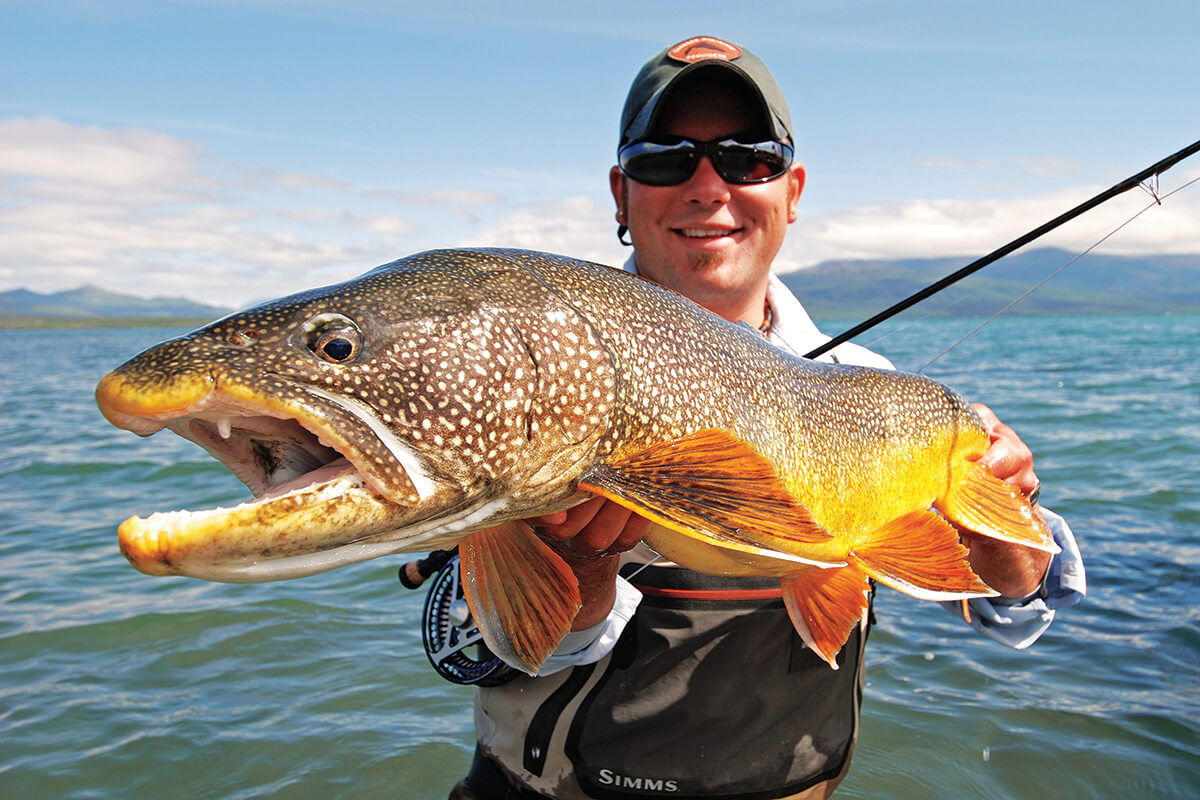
[971,403,1039,495]
[531,497,652,557]
[535,497,606,541]
[570,501,638,555]
[527,509,569,529]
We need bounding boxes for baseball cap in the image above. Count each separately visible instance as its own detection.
[618,36,794,146]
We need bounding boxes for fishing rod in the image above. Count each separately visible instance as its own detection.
[803,137,1200,361]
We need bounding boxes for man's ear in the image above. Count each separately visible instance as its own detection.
[786,162,807,223]
[609,166,627,224]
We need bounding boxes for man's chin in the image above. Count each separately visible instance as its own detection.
[686,249,728,272]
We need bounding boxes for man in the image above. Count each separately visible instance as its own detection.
[450,36,1085,799]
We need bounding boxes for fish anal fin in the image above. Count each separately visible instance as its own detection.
[936,460,1060,554]
[459,522,580,676]
[852,508,998,601]
[580,429,832,554]
[781,563,871,670]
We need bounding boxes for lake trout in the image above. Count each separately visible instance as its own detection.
[95,248,1057,672]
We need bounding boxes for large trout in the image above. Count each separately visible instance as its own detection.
[95,248,1056,672]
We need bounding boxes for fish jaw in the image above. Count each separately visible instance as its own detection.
[96,352,431,502]
[118,461,397,580]
[116,459,518,581]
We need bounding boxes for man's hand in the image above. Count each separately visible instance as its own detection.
[960,403,1053,598]
[526,498,652,630]
[533,496,652,556]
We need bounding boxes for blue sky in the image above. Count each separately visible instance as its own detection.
[2,1,1198,306]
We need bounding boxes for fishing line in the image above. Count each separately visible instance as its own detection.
[914,172,1200,372]
[804,138,1200,361]
[621,554,667,582]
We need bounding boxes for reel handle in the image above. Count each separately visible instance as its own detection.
[398,548,456,590]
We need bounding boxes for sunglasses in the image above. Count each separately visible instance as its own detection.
[618,135,794,186]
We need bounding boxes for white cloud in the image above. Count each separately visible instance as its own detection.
[367,188,503,207]
[0,117,420,306]
[460,177,1200,278]
[0,117,193,185]
[458,195,630,268]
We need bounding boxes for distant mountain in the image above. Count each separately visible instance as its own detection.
[0,285,233,320]
[780,248,1200,319]
[2,248,1195,326]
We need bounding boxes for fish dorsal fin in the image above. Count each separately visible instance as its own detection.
[781,562,871,669]
[579,429,835,562]
[850,508,998,601]
[935,460,1060,554]
[459,521,581,675]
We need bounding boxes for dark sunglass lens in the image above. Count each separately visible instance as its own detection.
[619,141,698,186]
[714,141,792,183]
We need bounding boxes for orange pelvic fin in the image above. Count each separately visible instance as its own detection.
[851,508,998,601]
[579,429,837,566]
[459,521,581,676]
[936,460,1060,554]
[781,563,871,669]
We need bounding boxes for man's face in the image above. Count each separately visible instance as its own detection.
[609,82,806,323]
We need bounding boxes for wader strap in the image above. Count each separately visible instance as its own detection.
[523,663,596,776]
[622,562,785,606]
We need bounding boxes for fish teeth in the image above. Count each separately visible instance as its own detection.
[217,417,232,439]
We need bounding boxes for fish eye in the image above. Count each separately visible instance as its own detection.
[301,313,363,364]
[313,330,360,363]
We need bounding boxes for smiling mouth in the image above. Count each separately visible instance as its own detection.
[677,227,740,239]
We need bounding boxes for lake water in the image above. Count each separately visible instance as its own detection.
[1,313,1196,799]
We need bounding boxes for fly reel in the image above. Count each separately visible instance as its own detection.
[416,552,518,687]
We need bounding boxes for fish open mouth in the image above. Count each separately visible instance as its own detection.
[96,369,439,579]
[95,365,420,510]
[172,413,350,499]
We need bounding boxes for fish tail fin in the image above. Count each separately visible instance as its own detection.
[781,563,871,669]
[459,521,581,676]
[851,508,998,601]
[936,460,1060,554]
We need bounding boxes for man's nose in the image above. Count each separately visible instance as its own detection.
[683,156,731,204]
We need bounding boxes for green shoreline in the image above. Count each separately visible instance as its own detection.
[0,316,218,330]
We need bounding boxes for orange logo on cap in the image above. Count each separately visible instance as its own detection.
[667,36,742,64]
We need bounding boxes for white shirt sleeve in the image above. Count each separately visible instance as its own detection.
[940,507,1087,648]
[528,577,643,675]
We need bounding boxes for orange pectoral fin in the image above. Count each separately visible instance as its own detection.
[781,563,871,670]
[579,429,835,565]
[851,508,998,601]
[458,522,581,676]
[936,460,1060,554]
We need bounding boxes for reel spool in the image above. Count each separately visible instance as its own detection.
[419,553,518,686]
